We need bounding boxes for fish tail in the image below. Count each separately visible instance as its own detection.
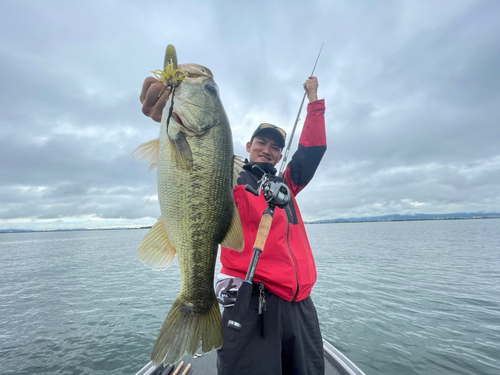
[150,295,222,365]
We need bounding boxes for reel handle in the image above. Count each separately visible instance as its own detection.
[245,184,260,196]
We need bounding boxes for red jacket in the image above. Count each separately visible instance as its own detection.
[221,99,326,302]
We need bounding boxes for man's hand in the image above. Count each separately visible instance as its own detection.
[140,77,171,123]
[303,76,319,103]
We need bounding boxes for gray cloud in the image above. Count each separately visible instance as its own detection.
[1,0,499,229]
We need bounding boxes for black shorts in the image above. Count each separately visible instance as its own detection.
[217,287,324,375]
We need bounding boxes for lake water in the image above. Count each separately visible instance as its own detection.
[1,219,499,375]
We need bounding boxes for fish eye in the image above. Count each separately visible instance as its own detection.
[205,84,217,93]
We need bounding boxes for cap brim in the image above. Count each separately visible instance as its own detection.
[252,128,285,148]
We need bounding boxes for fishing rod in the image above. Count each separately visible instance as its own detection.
[278,42,324,177]
[243,42,324,219]
[227,43,324,333]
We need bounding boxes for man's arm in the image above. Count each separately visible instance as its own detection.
[284,76,326,196]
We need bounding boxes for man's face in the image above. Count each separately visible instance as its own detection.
[246,134,283,165]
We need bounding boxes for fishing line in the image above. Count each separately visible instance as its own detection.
[165,85,176,133]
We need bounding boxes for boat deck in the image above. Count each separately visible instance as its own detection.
[137,340,365,375]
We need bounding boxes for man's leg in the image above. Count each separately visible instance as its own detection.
[217,291,282,375]
[281,296,325,375]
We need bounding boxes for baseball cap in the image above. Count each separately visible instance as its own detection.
[250,123,287,149]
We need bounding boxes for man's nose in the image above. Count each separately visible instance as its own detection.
[262,145,272,154]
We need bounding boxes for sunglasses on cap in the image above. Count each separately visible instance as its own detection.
[254,123,287,139]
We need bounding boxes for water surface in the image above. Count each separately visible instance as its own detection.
[1,219,499,374]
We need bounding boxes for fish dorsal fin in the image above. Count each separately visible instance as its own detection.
[132,138,160,171]
[232,155,246,189]
[137,217,177,270]
[220,203,244,252]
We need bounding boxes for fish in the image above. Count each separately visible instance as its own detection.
[132,59,245,365]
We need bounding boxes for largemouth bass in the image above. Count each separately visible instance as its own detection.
[133,60,244,365]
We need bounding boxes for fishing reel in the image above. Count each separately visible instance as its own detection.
[245,166,291,209]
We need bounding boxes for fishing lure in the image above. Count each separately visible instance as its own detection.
[151,44,188,97]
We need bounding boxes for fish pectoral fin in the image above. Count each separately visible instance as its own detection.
[232,155,246,189]
[171,132,193,170]
[220,203,245,252]
[138,217,177,270]
[132,138,160,171]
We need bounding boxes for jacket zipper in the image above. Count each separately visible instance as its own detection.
[286,220,300,303]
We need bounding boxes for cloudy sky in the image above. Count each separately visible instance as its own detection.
[1,0,499,230]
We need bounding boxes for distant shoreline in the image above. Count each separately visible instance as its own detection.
[0,226,153,234]
[306,216,500,224]
[1,215,499,234]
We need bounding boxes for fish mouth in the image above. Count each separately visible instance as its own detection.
[171,107,206,134]
[171,110,194,133]
[172,111,184,127]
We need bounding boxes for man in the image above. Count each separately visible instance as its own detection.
[140,75,326,375]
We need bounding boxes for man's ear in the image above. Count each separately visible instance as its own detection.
[246,141,252,153]
[279,153,283,162]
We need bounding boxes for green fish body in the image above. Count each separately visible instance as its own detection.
[133,63,244,365]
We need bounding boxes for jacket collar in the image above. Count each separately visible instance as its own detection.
[243,160,277,177]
